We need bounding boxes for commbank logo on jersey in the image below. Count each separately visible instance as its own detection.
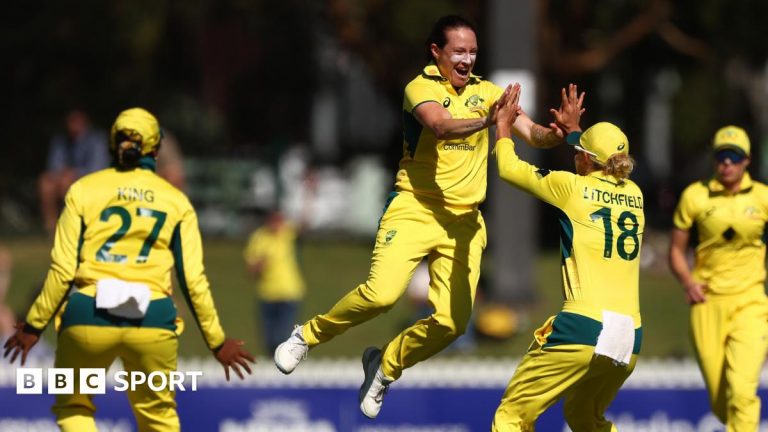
[443,142,476,151]
[464,94,484,107]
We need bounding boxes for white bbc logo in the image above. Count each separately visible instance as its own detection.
[16,368,202,394]
[17,368,106,394]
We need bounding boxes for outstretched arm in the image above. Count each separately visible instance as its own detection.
[5,183,85,366]
[412,85,513,140]
[173,208,255,380]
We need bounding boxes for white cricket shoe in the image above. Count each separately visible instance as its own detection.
[274,325,309,374]
[359,346,393,419]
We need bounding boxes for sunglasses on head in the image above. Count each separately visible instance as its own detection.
[714,149,746,164]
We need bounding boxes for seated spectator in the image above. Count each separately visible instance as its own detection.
[38,109,109,233]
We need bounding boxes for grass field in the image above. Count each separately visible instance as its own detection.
[3,235,694,359]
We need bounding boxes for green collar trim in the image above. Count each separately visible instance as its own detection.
[112,156,157,172]
[139,156,157,171]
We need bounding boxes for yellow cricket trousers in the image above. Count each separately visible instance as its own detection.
[302,191,486,379]
[690,287,768,432]
[53,325,179,432]
[493,316,636,432]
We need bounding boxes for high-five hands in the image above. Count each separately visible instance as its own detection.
[486,84,514,127]
[549,83,585,136]
[495,83,522,138]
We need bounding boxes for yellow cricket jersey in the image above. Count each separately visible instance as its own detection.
[244,223,305,302]
[396,63,504,208]
[496,138,644,328]
[26,164,226,350]
[673,172,768,296]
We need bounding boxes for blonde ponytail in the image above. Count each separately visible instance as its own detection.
[603,153,635,180]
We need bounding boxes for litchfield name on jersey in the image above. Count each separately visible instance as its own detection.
[582,186,643,209]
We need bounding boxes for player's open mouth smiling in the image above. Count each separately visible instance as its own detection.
[454,67,469,80]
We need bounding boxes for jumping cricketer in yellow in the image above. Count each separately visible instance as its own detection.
[669,126,768,432]
[491,85,644,431]
[4,108,255,432]
[274,15,581,419]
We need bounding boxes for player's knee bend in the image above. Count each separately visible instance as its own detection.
[564,400,616,432]
[53,394,96,416]
[492,407,533,432]
[728,392,760,415]
[430,316,466,341]
[357,281,401,309]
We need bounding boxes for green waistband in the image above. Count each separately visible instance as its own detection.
[543,311,642,354]
[59,292,177,331]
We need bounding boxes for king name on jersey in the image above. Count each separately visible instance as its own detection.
[117,187,155,203]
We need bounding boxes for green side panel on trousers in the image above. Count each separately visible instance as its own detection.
[543,311,642,354]
[60,291,177,332]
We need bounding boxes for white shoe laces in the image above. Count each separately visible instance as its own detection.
[287,339,308,360]
[369,372,391,402]
[286,328,308,360]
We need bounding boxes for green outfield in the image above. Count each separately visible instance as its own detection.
[3,235,693,359]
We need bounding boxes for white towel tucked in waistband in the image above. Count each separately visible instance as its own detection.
[594,310,635,366]
[95,279,151,319]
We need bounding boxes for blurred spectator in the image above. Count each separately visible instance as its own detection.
[38,110,109,233]
[0,245,14,343]
[244,210,306,353]
[156,130,187,190]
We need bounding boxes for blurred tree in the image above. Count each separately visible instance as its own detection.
[2,0,768,233]
[535,0,768,229]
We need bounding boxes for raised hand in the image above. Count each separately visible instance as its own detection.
[214,338,256,381]
[498,83,521,128]
[549,83,585,136]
